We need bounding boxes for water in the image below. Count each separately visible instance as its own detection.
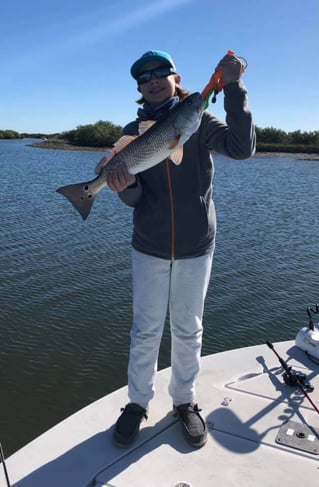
[1,140,319,456]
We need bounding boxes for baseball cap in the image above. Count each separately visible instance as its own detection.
[130,50,177,79]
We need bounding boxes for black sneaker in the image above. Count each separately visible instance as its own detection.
[113,403,148,447]
[174,403,207,448]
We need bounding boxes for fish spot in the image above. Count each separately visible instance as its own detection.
[84,185,89,191]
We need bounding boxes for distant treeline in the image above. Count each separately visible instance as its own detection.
[255,127,319,153]
[1,123,319,153]
[0,129,22,139]
[63,120,122,147]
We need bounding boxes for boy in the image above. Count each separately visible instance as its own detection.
[99,50,255,448]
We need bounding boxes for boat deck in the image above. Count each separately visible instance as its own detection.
[1,341,319,486]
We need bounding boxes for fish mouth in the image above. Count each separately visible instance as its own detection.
[190,92,205,112]
[195,100,204,113]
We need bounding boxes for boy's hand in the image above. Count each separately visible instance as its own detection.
[106,162,136,192]
[215,53,243,85]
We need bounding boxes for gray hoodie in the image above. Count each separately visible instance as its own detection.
[118,80,256,260]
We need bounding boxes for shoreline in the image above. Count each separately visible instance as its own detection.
[253,151,319,160]
[28,140,319,160]
[28,140,109,152]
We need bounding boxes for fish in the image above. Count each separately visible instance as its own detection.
[56,92,204,220]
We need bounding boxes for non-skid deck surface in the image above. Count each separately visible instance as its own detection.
[1,341,319,487]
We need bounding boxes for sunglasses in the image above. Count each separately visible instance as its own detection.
[136,66,175,85]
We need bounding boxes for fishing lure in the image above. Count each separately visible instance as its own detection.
[201,50,248,108]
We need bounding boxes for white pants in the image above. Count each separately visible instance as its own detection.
[128,249,213,408]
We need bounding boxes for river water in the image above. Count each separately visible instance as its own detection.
[1,139,319,455]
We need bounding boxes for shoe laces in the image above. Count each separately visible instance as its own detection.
[175,403,202,416]
[176,402,201,413]
[121,403,148,420]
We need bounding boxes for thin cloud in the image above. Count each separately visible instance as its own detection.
[4,0,193,75]
[71,0,194,47]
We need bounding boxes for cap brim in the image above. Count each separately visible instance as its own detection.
[131,56,175,79]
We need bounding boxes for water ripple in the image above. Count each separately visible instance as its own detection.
[1,141,319,454]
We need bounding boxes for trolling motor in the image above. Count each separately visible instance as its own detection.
[295,304,319,363]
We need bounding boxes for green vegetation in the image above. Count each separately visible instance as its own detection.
[0,129,21,139]
[1,123,318,154]
[256,127,319,153]
[63,120,122,147]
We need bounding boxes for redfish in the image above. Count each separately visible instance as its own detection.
[56,92,204,220]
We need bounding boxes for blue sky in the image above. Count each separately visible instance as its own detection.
[1,0,318,134]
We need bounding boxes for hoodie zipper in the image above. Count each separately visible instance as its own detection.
[166,159,175,260]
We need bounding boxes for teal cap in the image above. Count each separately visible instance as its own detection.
[130,50,176,79]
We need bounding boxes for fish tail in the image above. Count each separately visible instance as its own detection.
[56,181,98,220]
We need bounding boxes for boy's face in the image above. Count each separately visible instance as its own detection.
[137,63,181,108]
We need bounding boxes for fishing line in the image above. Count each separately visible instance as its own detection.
[0,442,11,487]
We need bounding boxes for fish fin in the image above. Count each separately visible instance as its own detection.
[170,146,184,165]
[95,135,137,175]
[138,120,157,135]
[167,135,183,165]
[168,135,181,151]
[113,135,137,152]
[56,179,98,220]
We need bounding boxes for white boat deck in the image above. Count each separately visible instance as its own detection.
[1,341,319,487]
